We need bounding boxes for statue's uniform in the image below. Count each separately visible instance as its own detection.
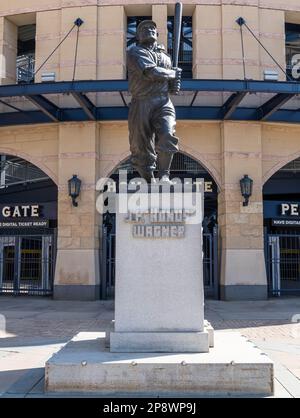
[127,44,179,177]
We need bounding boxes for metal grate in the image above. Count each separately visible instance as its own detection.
[0,155,48,188]
[16,54,35,83]
[0,232,56,296]
[280,158,300,172]
[116,153,206,175]
[266,233,300,296]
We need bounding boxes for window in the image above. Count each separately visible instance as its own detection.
[126,16,193,78]
[285,23,300,80]
[127,16,151,50]
[168,16,192,79]
[16,24,36,83]
[0,155,48,188]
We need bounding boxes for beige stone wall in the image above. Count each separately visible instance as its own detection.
[262,124,300,183]
[193,5,222,79]
[192,3,285,81]
[1,119,300,296]
[0,1,295,85]
[54,122,100,293]
[35,10,61,83]
[98,122,129,177]
[0,17,17,85]
[1,0,300,15]
[97,6,126,80]
[218,122,266,289]
[0,124,58,180]
[259,8,286,82]
[152,5,168,49]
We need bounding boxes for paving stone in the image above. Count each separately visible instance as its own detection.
[0,297,299,397]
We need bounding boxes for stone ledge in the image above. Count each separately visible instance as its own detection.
[110,330,209,353]
[45,331,274,396]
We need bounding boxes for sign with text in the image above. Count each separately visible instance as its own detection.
[0,204,50,229]
[0,204,41,219]
[0,220,49,228]
[280,203,300,217]
[272,219,300,227]
[264,201,300,220]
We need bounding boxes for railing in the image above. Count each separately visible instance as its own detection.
[16,54,35,84]
[116,153,206,174]
[0,158,48,188]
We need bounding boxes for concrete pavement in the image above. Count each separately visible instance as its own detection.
[0,296,299,398]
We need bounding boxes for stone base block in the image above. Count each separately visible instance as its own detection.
[45,332,274,396]
[110,331,209,353]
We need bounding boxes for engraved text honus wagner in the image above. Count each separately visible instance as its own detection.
[125,210,194,238]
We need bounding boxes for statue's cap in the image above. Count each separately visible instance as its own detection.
[137,20,157,34]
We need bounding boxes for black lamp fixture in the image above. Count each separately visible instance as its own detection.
[68,174,81,207]
[240,174,253,206]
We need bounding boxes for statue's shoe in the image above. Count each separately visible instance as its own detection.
[159,175,174,185]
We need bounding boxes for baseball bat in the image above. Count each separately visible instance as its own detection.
[173,2,183,68]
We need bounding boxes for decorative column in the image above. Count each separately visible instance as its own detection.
[60,6,98,82]
[219,121,267,300]
[97,6,126,80]
[258,8,286,81]
[152,5,168,49]
[35,10,61,83]
[54,122,100,300]
[192,5,222,79]
[0,17,17,85]
[221,4,260,80]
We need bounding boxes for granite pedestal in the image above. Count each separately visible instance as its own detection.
[110,189,209,352]
[45,187,274,396]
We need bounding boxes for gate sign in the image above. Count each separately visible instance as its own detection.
[0,204,49,229]
[1,205,41,218]
[281,203,300,216]
[270,202,300,227]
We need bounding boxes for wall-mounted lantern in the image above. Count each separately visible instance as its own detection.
[68,174,81,207]
[240,174,253,206]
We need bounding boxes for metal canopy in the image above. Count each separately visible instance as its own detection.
[25,94,60,122]
[70,92,96,121]
[0,79,300,127]
[222,91,248,120]
[258,93,296,120]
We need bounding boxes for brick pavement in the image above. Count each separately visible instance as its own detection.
[0,296,299,397]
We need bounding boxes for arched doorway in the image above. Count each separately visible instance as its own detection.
[101,152,219,300]
[0,154,57,296]
[264,157,300,296]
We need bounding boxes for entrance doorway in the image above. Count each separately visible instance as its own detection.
[0,154,58,296]
[0,232,56,296]
[264,157,300,296]
[265,233,300,296]
[101,152,219,300]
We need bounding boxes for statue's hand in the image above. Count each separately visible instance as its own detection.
[169,67,182,94]
[174,67,182,79]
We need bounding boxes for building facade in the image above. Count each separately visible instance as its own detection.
[0,0,300,300]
